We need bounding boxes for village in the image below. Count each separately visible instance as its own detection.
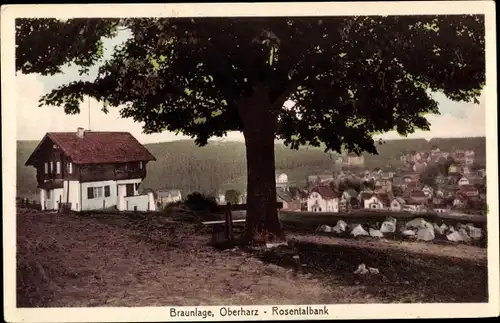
[207,147,487,216]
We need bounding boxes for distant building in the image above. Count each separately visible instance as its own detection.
[307,185,339,212]
[347,153,365,167]
[157,189,182,206]
[275,172,289,190]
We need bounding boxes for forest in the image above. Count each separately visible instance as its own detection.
[17,136,486,201]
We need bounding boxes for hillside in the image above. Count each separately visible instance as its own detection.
[16,136,486,199]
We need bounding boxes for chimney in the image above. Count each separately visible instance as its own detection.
[76,127,85,138]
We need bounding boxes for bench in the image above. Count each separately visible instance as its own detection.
[202,202,283,244]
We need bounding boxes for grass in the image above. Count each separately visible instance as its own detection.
[16,207,488,307]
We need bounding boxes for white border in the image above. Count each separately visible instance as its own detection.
[2,2,499,322]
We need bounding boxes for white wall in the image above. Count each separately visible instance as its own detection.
[81,180,117,211]
[307,192,339,212]
[123,194,152,211]
[62,180,81,211]
[364,197,383,209]
[45,188,64,210]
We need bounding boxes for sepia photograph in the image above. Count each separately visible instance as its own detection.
[2,2,498,322]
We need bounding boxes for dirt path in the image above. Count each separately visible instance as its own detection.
[16,210,488,307]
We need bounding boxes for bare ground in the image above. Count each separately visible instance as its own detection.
[16,209,488,307]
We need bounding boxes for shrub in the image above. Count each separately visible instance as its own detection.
[184,192,218,213]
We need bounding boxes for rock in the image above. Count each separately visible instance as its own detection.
[292,255,300,261]
[401,229,416,237]
[351,224,369,237]
[380,221,396,233]
[433,223,444,235]
[368,267,380,274]
[317,225,333,233]
[417,222,435,241]
[458,228,472,242]
[265,241,288,249]
[405,217,427,229]
[354,263,369,274]
[447,230,464,242]
[466,224,483,241]
[440,223,449,232]
[332,220,347,233]
[369,228,384,238]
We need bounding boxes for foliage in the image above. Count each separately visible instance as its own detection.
[224,189,241,204]
[17,16,485,155]
[183,192,218,212]
[420,157,455,187]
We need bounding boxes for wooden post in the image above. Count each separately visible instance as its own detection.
[225,202,233,242]
[103,200,105,209]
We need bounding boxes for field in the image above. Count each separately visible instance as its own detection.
[17,208,488,307]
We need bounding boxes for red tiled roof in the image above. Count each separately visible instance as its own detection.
[375,193,391,206]
[310,185,338,199]
[410,190,427,198]
[26,131,156,165]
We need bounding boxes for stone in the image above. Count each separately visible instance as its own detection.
[332,220,348,233]
[369,228,384,238]
[433,223,444,235]
[405,217,427,229]
[416,222,435,241]
[354,263,369,275]
[317,225,333,233]
[401,229,416,237]
[440,223,449,232]
[368,267,380,274]
[351,224,369,237]
[380,221,396,233]
[458,228,472,242]
[466,224,483,241]
[265,241,288,249]
[447,230,464,242]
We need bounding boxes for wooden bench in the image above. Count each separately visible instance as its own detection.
[202,202,283,244]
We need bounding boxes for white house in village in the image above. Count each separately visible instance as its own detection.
[421,185,434,199]
[25,128,157,212]
[458,176,471,186]
[306,186,339,212]
[276,172,289,189]
[390,197,406,211]
[363,194,391,210]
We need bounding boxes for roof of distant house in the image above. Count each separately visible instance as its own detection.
[375,193,392,206]
[25,131,156,165]
[359,192,374,201]
[310,185,338,199]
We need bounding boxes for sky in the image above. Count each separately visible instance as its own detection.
[16,31,486,144]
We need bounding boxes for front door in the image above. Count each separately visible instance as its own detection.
[126,184,134,197]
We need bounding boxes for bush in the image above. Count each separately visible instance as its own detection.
[184,192,218,213]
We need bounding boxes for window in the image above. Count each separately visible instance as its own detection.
[56,161,61,174]
[67,162,73,174]
[139,161,143,169]
[49,161,53,173]
[104,185,110,197]
[87,186,103,199]
[44,162,48,174]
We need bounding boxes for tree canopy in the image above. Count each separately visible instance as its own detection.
[17,16,485,154]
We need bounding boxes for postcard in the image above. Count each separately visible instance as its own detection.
[2,2,498,322]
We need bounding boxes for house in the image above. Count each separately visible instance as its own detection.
[276,172,289,190]
[434,175,447,186]
[307,186,339,212]
[408,190,428,204]
[390,197,406,211]
[339,188,359,211]
[476,168,486,178]
[421,185,434,199]
[459,184,480,197]
[277,187,301,211]
[432,196,445,205]
[453,195,467,209]
[347,153,365,167]
[448,163,462,174]
[413,161,427,173]
[458,176,470,186]
[402,201,425,212]
[363,193,391,210]
[156,189,182,207]
[358,191,374,204]
[25,128,157,211]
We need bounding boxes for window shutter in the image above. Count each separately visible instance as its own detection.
[87,187,94,199]
[56,161,61,174]
[44,162,48,174]
[104,186,110,197]
[68,162,73,174]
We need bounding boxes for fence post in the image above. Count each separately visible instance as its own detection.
[225,202,233,243]
[103,200,105,209]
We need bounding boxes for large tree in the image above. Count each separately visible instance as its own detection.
[16,16,485,242]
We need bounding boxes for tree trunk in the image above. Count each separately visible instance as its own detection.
[237,85,285,244]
